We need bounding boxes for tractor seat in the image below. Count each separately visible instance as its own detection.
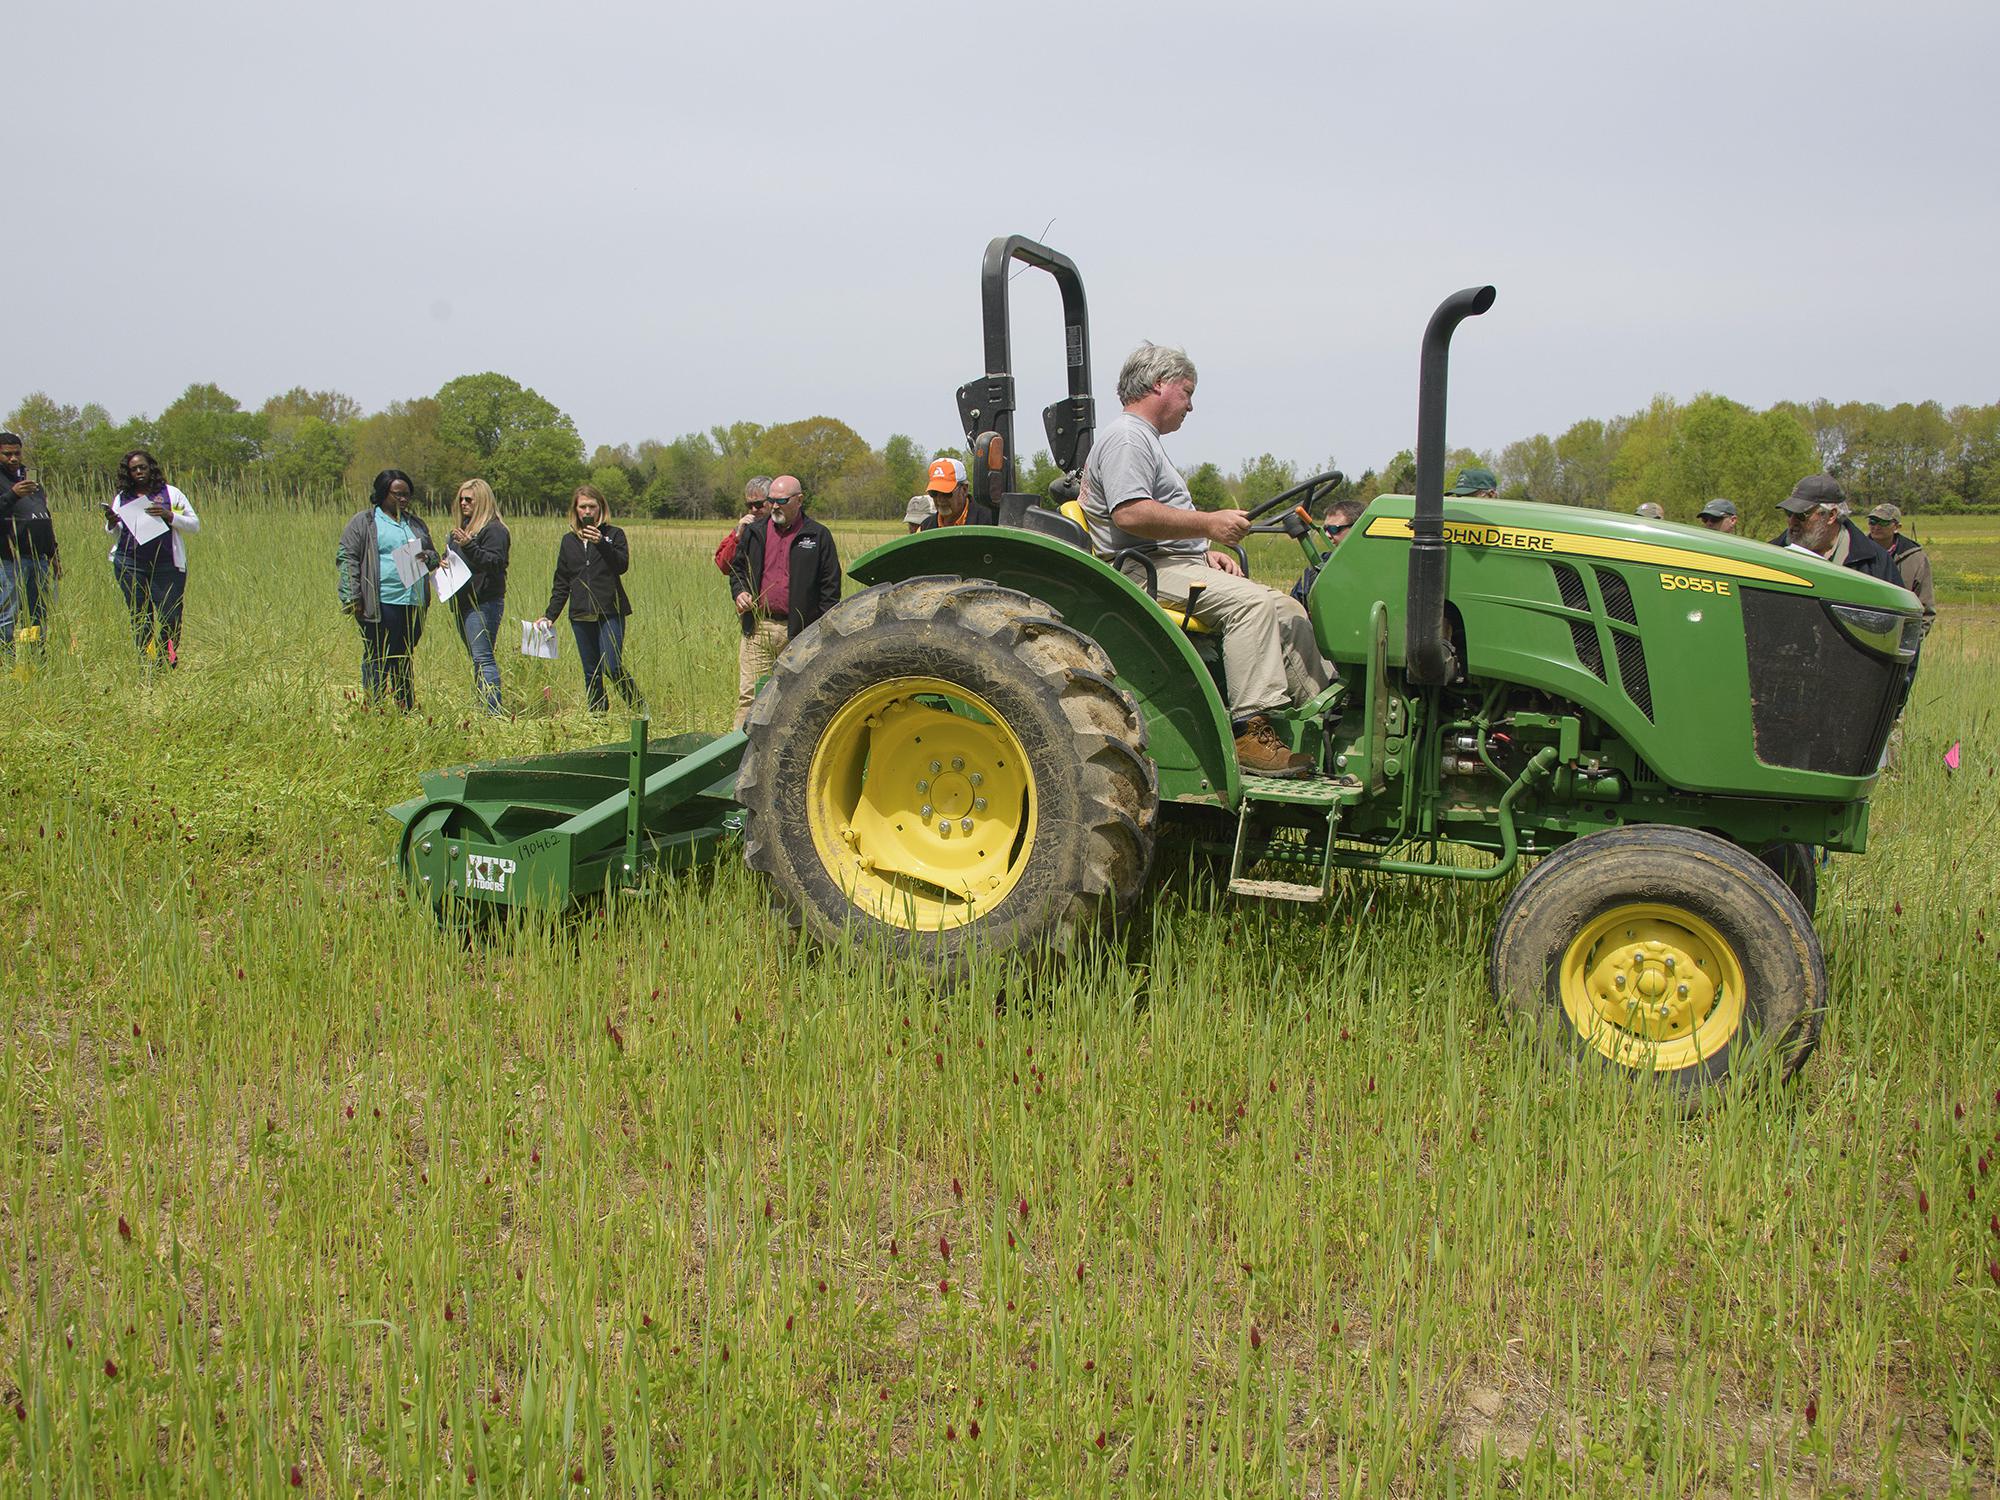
[1059,499,1210,633]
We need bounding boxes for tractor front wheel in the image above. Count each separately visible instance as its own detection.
[737,577,1157,966]
[1489,826,1824,1096]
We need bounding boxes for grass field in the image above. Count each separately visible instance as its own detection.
[2,497,1997,1497]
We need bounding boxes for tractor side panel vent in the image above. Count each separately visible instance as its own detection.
[1614,631,1654,719]
[1596,568,1638,626]
[1551,561,1589,612]
[1548,562,1604,680]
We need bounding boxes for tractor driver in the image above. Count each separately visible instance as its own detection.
[1081,341,1330,780]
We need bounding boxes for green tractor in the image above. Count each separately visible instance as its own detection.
[395,234,1922,1096]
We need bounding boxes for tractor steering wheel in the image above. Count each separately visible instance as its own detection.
[1244,468,1345,526]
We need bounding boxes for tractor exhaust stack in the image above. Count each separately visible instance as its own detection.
[1407,284,1496,686]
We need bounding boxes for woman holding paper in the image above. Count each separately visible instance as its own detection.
[535,484,645,714]
[447,478,510,714]
[336,469,436,710]
[103,449,199,667]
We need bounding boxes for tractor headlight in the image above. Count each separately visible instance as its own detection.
[1827,603,1919,661]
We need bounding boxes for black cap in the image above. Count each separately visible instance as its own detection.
[1778,474,1844,514]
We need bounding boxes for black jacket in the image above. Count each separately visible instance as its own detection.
[1765,520,1897,583]
[543,524,632,621]
[728,513,841,638]
[0,467,59,561]
[449,519,510,613]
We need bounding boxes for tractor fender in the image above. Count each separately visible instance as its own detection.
[849,527,1238,806]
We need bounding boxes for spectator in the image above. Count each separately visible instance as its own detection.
[1634,502,1666,520]
[105,448,199,668]
[1448,466,1498,498]
[903,494,935,532]
[537,484,645,715]
[1291,495,1365,606]
[1770,475,1896,581]
[1865,504,1936,635]
[448,478,511,715]
[716,476,771,574]
[917,458,995,528]
[0,431,60,654]
[728,473,841,726]
[338,469,436,710]
[1696,498,1738,533]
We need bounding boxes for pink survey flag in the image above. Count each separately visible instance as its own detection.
[1944,741,1961,772]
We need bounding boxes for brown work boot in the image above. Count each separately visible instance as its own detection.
[1234,714,1315,779]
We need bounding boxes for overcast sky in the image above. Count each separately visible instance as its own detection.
[10,0,1995,477]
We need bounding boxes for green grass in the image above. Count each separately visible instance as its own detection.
[2,497,1996,1496]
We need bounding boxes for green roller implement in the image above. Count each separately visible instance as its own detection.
[392,234,1923,1098]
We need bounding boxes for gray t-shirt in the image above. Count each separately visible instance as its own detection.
[1082,411,1207,559]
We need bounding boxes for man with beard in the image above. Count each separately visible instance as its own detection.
[1770,475,1896,582]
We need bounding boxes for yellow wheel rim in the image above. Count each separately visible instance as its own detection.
[1557,903,1747,1072]
[805,676,1037,931]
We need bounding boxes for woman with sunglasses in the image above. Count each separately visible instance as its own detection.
[448,478,510,714]
[102,448,200,667]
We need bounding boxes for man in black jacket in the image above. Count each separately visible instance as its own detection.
[1768,475,1897,582]
[728,474,841,726]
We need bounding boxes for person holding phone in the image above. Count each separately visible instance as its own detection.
[448,478,510,714]
[105,448,199,667]
[337,469,436,710]
[535,483,645,714]
[0,432,61,655]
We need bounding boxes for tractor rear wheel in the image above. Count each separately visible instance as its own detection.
[737,577,1157,966]
[1489,825,1823,1096]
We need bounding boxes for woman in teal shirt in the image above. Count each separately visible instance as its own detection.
[336,469,437,709]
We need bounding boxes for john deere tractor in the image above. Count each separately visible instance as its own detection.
[395,234,1922,1095]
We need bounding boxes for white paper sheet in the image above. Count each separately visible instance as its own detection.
[390,538,426,589]
[116,497,170,546]
[520,619,559,660]
[432,549,473,603]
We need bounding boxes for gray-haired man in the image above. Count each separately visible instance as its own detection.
[1081,342,1330,778]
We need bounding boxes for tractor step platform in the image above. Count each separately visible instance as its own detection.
[1226,774,1355,902]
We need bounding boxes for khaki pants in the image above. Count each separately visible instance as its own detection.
[735,615,789,728]
[1152,557,1331,719]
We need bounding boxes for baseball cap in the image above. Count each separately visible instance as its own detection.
[926,458,967,494]
[1867,502,1902,523]
[1447,466,1498,495]
[1634,502,1665,519]
[903,494,935,525]
[1779,474,1845,514]
[1697,498,1738,520]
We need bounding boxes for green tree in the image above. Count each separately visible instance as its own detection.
[261,416,355,497]
[4,393,126,485]
[490,426,587,514]
[1234,453,1297,508]
[1185,461,1229,510]
[346,397,472,505]
[644,432,724,519]
[751,416,870,503]
[881,433,927,501]
[587,464,634,513]
[261,387,362,428]
[434,373,576,462]
[1499,433,1557,501]
[1018,449,1064,501]
[154,382,266,478]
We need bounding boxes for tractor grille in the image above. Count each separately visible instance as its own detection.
[1613,632,1654,719]
[1594,569,1653,719]
[1597,569,1638,625]
[1549,562,1604,681]
[1742,589,1903,776]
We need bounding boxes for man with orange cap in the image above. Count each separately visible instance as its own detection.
[916,457,995,529]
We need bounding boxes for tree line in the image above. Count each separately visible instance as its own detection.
[8,376,1997,523]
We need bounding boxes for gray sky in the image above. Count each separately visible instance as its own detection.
[11,0,1996,477]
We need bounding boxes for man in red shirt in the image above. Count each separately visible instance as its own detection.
[727,474,842,726]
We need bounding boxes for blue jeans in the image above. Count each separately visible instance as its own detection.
[1,556,57,648]
[457,598,504,714]
[114,561,185,665]
[570,614,645,713]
